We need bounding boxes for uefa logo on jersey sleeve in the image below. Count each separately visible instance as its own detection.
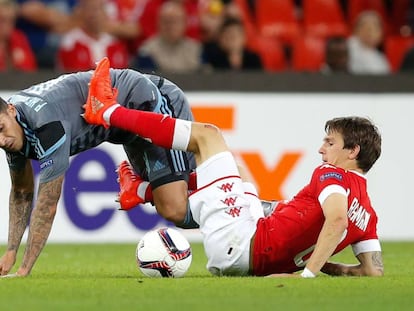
[319,172,343,182]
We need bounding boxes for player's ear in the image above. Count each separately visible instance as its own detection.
[349,144,360,160]
[7,104,16,117]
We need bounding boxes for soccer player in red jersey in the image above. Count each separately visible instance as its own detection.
[83,57,384,278]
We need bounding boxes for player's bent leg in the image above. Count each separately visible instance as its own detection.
[189,151,257,276]
[151,181,189,225]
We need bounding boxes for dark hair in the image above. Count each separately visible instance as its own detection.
[325,36,347,52]
[324,36,349,72]
[325,116,381,173]
[0,97,8,113]
[219,17,244,33]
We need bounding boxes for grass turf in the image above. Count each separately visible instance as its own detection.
[0,241,412,311]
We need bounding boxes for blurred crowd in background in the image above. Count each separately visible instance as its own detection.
[2,0,414,75]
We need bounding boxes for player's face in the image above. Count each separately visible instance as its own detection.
[318,130,352,168]
[0,105,24,152]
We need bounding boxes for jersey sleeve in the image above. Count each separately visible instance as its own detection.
[351,209,380,255]
[10,94,73,183]
[352,239,382,256]
[310,165,348,206]
[36,121,71,183]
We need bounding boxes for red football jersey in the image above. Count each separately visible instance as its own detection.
[0,30,37,72]
[57,29,129,71]
[252,164,379,276]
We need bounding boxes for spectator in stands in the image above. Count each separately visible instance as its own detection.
[399,46,414,72]
[137,0,201,47]
[222,0,244,19]
[16,0,77,68]
[199,0,251,55]
[0,0,37,71]
[321,36,349,74]
[57,0,129,72]
[199,0,225,45]
[397,0,414,72]
[101,0,144,55]
[203,17,262,71]
[347,11,390,75]
[134,0,202,73]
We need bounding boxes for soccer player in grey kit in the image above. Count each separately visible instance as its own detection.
[0,66,196,277]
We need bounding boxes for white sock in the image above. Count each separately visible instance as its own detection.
[172,119,192,151]
[103,104,121,126]
[137,181,150,200]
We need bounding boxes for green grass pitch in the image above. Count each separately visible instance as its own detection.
[0,241,413,311]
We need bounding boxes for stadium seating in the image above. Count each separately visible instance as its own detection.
[302,0,349,38]
[11,0,412,74]
[385,35,414,72]
[252,36,287,72]
[255,0,301,44]
[233,0,258,50]
[291,35,326,71]
[389,0,410,35]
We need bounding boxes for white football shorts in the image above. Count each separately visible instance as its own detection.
[188,151,264,276]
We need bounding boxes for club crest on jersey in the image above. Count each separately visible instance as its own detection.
[320,172,343,182]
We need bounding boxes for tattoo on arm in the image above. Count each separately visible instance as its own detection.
[8,190,33,252]
[371,251,384,270]
[322,250,384,277]
[20,176,63,273]
[8,164,34,253]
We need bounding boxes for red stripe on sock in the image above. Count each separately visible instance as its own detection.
[110,106,176,149]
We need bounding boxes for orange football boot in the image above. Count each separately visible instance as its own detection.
[116,160,145,210]
[83,57,118,128]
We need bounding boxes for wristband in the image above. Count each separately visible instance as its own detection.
[301,267,316,278]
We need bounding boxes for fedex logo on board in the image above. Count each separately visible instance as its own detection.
[192,105,303,201]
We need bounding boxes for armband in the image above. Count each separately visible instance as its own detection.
[300,267,316,278]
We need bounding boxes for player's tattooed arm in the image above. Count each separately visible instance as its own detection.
[8,160,34,253]
[0,160,35,276]
[321,251,384,277]
[17,175,64,276]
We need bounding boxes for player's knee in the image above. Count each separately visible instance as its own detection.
[156,200,188,224]
[153,189,188,224]
[152,181,189,224]
[196,123,223,144]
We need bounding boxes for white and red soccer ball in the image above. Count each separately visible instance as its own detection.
[136,227,192,278]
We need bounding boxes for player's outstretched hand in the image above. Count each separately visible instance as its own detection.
[0,251,17,276]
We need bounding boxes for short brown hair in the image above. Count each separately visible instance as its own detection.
[325,116,381,173]
[0,97,8,114]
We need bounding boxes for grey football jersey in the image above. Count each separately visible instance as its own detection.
[6,69,192,183]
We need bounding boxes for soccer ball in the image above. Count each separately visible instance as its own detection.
[136,227,192,278]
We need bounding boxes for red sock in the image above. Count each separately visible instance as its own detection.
[142,183,153,203]
[110,107,176,149]
[188,171,197,190]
